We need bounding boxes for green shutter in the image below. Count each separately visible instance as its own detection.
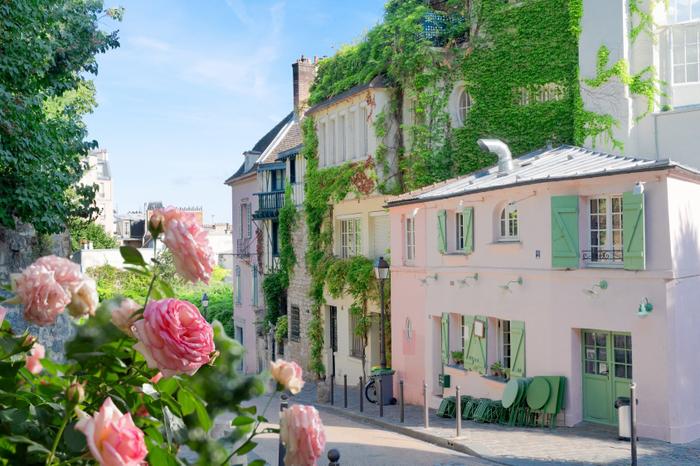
[464,315,487,374]
[437,210,447,254]
[623,191,646,270]
[509,320,526,378]
[463,207,474,254]
[441,313,449,365]
[551,195,580,269]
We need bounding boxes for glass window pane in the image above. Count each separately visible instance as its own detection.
[599,231,607,246]
[585,333,594,345]
[598,199,607,214]
[590,199,598,214]
[626,335,632,348]
[687,63,699,82]
[627,366,633,379]
[688,44,698,63]
[591,215,598,229]
[675,64,687,83]
[615,365,626,378]
[612,214,621,230]
[674,45,685,65]
[615,349,626,363]
[614,334,625,347]
[591,232,599,246]
[613,231,622,248]
[598,214,607,229]
[597,348,607,361]
[596,333,607,346]
[585,361,596,374]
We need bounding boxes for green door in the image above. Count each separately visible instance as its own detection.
[582,330,632,425]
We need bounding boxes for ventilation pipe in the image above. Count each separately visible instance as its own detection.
[477,138,514,175]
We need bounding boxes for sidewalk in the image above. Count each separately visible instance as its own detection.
[290,381,700,466]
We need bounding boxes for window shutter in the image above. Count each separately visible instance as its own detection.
[464,315,487,374]
[551,195,580,269]
[463,207,474,254]
[441,313,449,365]
[247,203,252,238]
[623,191,646,270]
[509,320,526,378]
[437,210,447,254]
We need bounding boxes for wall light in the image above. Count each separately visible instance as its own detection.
[638,298,653,317]
[499,276,523,292]
[457,273,479,287]
[420,273,438,286]
[583,280,608,296]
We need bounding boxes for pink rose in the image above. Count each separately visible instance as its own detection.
[25,342,45,375]
[270,359,304,395]
[132,298,215,377]
[14,262,72,326]
[280,405,326,466]
[110,298,142,337]
[67,277,99,318]
[0,306,7,326]
[150,207,215,283]
[75,397,148,466]
[34,255,82,289]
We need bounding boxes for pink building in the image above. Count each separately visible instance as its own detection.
[387,141,700,443]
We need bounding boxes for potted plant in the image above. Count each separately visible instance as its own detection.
[490,361,505,378]
[451,351,464,366]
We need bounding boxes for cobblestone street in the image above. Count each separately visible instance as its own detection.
[287,382,700,466]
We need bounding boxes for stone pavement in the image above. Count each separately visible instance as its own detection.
[289,381,700,466]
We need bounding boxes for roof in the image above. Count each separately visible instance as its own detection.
[224,112,297,185]
[387,145,700,207]
[307,75,390,115]
[277,144,303,161]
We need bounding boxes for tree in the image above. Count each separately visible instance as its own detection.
[0,1,122,234]
[67,218,119,252]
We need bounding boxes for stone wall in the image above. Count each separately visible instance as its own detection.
[0,223,75,361]
[284,212,315,380]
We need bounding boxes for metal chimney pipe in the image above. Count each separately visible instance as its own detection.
[477,138,514,175]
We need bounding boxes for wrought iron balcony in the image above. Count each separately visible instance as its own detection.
[236,238,252,256]
[419,9,467,47]
[253,190,285,219]
[582,249,624,263]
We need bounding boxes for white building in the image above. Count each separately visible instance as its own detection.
[80,149,115,235]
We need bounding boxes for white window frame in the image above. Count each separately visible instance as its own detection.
[499,204,519,241]
[669,0,700,24]
[329,118,336,166]
[339,216,362,258]
[457,88,472,125]
[587,195,624,265]
[318,121,326,167]
[405,216,416,263]
[455,212,465,251]
[348,108,357,159]
[498,319,512,370]
[338,113,346,163]
[671,23,700,84]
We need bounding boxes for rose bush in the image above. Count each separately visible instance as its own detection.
[0,206,326,465]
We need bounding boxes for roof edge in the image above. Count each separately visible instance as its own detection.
[307,75,391,115]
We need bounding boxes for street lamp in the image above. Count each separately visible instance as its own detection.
[201,293,209,313]
[374,256,390,369]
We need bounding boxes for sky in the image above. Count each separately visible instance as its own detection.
[85,0,385,224]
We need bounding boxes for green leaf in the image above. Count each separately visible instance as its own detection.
[194,397,212,432]
[176,389,196,416]
[239,405,257,415]
[63,423,87,453]
[248,460,266,466]
[157,377,178,396]
[120,246,147,267]
[234,440,257,455]
[156,279,176,298]
[145,437,176,466]
[231,415,255,426]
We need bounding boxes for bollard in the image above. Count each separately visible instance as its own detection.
[456,386,462,437]
[344,374,348,408]
[330,375,335,406]
[400,380,405,423]
[423,382,429,429]
[359,376,364,413]
[277,394,289,466]
[379,376,384,417]
[630,382,638,466]
[327,448,340,466]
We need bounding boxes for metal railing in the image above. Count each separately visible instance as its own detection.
[582,248,624,263]
[253,190,285,218]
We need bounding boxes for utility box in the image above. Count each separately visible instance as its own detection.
[438,373,451,388]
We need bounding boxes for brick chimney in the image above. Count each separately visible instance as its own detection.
[292,55,317,117]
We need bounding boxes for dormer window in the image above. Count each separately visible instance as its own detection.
[499,204,518,241]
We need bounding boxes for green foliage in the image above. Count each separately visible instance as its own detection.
[67,218,119,252]
[262,271,286,329]
[275,315,288,344]
[0,1,121,234]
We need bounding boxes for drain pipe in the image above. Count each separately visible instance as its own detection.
[477,138,514,175]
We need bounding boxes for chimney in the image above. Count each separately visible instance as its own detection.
[292,55,317,117]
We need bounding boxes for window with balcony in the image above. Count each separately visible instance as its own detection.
[405,216,415,262]
[339,217,361,258]
[499,204,519,241]
[290,306,300,342]
[585,195,623,265]
[672,23,700,84]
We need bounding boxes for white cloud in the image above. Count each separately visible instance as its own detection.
[128,35,171,52]
[225,0,254,27]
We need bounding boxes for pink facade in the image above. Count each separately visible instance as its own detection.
[229,171,261,374]
[388,153,700,443]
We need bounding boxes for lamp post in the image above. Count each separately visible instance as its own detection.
[374,256,390,369]
[201,293,209,314]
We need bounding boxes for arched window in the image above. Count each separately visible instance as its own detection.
[499,204,519,240]
[458,88,472,125]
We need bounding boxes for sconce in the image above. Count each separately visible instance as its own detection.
[499,277,523,292]
[420,273,438,286]
[638,298,653,317]
[583,280,608,296]
[457,273,479,287]
[404,318,413,340]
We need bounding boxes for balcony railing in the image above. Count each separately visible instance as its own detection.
[236,238,252,256]
[253,190,284,219]
[419,9,467,47]
[582,249,624,264]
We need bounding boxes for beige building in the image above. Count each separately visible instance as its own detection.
[80,149,115,235]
